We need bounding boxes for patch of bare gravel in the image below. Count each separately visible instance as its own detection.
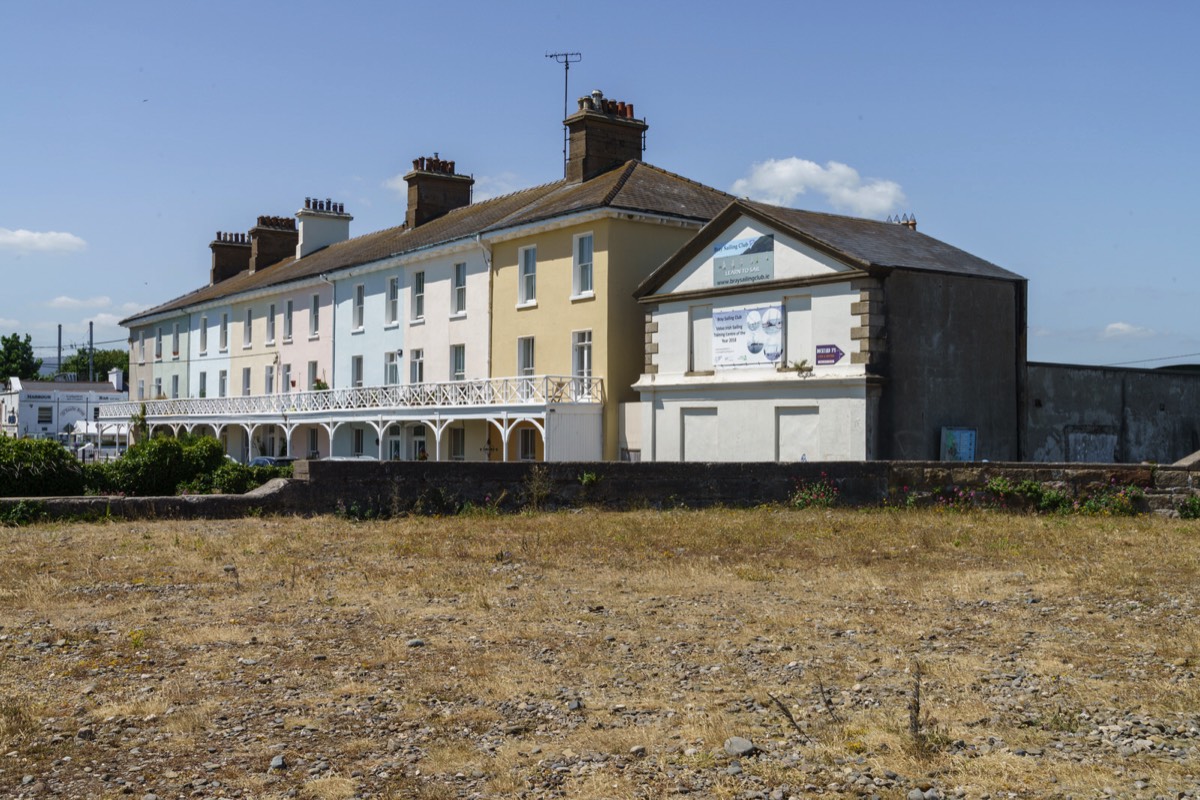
[1,510,1199,799]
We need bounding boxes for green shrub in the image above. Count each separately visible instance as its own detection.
[1180,494,1200,520]
[1077,482,1144,516]
[0,437,85,497]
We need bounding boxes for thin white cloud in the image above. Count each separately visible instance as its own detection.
[0,318,20,329]
[472,172,522,203]
[47,295,112,310]
[0,227,87,253]
[383,173,408,196]
[731,158,906,217]
[1101,321,1155,340]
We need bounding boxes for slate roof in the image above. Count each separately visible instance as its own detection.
[637,199,1024,298]
[122,162,732,326]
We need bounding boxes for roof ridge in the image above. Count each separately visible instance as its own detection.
[600,161,640,207]
[636,161,736,201]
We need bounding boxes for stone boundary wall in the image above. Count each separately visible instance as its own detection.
[2,461,1198,521]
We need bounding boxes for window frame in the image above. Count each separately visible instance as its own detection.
[410,348,424,384]
[220,313,229,352]
[284,300,293,342]
[171,322,180,358]
[218,370,227,398]
[351,355,364,388]
[386,276,400,325]
[155,327,163,360]
[412,271,425,321]
[242,366,251,396]
[452,262,467,315]
[199,316,208,355]
[518,245,537,306]
[243,308,253,348]
[266,303,276,344]
[450,343,465,381]
[572,232,594,298]
[352,284,365,331]
[384,351,399,385]
[310,294,320,338]
[517,336,535,377]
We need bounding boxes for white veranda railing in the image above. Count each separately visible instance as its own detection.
[98,375,602,420]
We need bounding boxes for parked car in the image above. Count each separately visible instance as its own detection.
[248,456,297,467]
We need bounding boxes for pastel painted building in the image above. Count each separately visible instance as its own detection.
[634,199,1027,462]
[111,91,729,462]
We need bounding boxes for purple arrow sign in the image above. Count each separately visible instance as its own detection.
[815,344,845,365]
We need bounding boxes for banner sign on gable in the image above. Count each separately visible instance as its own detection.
[713,302,784,369]
[713,234,774,287]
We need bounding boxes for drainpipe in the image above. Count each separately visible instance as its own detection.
[319,273,336,387]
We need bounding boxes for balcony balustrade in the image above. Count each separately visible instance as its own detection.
[98,375,602,421]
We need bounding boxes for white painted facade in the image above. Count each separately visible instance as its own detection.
[635,213,874,462]
[1,377,127,441]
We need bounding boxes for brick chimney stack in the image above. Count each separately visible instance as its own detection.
[296,197,353,259]
[249,215,298,273]
[210,230,251,285]
[565,89,647,183]
[403,154,473,228]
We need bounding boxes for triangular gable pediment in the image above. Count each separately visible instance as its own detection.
[645,211,861,299]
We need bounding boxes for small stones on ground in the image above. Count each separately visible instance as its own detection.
[724,736,757,757]
[407,638,425,648]
[270,755,287,770]
[630,745,647,757]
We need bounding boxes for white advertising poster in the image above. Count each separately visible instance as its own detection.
[713,302,784,369]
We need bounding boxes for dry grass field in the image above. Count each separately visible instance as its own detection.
[2,508,1199,799]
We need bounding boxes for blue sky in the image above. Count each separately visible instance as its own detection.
[2,0,1197,369]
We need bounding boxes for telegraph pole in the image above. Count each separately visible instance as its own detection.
[546,51,582,177]
[88,321,94,382]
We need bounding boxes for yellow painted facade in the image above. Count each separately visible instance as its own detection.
[490,216,701,459]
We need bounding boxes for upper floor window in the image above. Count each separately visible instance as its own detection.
[450,344,465,381]
[243,308,253,347]
[199,316,208,354]
[352,284,365,330]
[452,263,467,315]
[413,271,425,320]
[384,351,400,385]
[410,348,424,384]
[171,323,180,357]
[242,366,251,396]
[518,246,537,305]
[155,327,163,360]
[386,277,400,324]
[351,355,364,387]
[220,313,229,352]
[574,233,594,297]
[138,331,145,364]
[310,294,320,337]
[573,330,592,378]
[518,336,535,376]
[267,303,276,343]
[284,299,294,341]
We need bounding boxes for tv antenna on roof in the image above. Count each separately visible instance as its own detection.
[546,51,582,178]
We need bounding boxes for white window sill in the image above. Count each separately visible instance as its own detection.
[265,339,275,347]
[570,291,595,302]
[516,300,538,310]
[410,318,425,327]
[351,327,364,335]
[384,322,399,330]
[283,337,293,344]
[308,334,320,341]
[449,311,467,320]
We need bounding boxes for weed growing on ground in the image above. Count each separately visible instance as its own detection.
[790,472,839,509]
[1179,494,1200,520]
